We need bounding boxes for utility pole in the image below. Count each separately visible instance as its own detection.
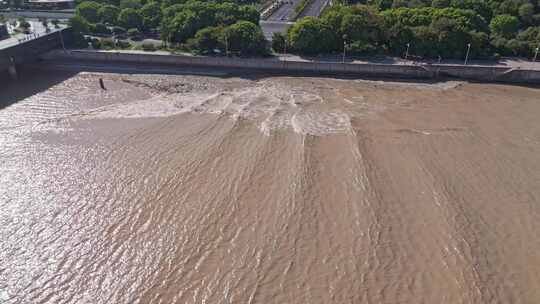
[405,43,410,60]
[464,43,471,65]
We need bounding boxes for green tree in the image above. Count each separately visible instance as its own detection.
[19,20,31,32]
[238,5,260,25]
[518,3,534,24]
[187,26,224,54]
[69,15,90,34]
[383,23,415,55]
[69,15,91,47]
[271,32,287,52]
[127,27,141,37]
[40,17,49,30]
[119,0,141,9]
[450,0,492,21]
[76,1,102,23]
[98,5,120,24]
[505,38,529,55]
[432,0,449,8]
[164,10,201,42]
[140,1,161,29]
[495,0,523,16]
[490,14,519,38]
[118,8,143,29]
[222,21,267,55]
[372,0,394,10]
[340,5,382,44]
[288,17,338,54]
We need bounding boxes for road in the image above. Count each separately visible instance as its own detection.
[298,0,329,18]
[0,9,73,20]
[0,20,65,50]
[260,20,292,40]
[266,0,300,22]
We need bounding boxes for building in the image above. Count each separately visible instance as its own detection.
[27,0,75,9]
[0,24,8,41]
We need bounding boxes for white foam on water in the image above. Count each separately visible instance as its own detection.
[78,82,354,136]
[290,110,351,136]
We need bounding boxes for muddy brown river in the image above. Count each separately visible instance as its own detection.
[1,68,539,303]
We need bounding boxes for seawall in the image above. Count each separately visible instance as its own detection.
[41,49,540,84]
[1,28,71,71]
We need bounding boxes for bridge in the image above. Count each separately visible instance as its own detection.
[0,26,71,79]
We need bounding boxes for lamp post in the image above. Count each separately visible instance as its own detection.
[405,43,410,60]
[342,34,348,63]
[284,37,287,60]
[534,44,539,62]
[464,43,471,65]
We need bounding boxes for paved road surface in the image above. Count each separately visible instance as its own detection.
[0,20,65,50]
[260,20,292,40]
[266,0,300,21]
[298,0,329,18]
[0,10,73,20]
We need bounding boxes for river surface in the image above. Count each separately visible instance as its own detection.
[1,69,540,303]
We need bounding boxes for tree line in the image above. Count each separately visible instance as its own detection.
[70,0,269,55]
[273,0,540,59]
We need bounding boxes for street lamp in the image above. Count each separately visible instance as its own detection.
[464,43,471,65]
[405,43,410,60]
[534,43,539,62]
[342,34,348,63]
[282,37,288,62]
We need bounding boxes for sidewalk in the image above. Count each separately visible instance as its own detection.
[84,49,540,70]
[277,53,540,70]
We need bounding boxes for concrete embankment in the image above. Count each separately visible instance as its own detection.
[1,29,71,73]
[40,49,540,84]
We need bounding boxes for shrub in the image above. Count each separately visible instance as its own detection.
[116,40,131,48]
[19,21,31,31]
[127,27,141,38]
[112,26,126,35]
[91,37,101,49]
[101,37,116,49]
[93,23,111,34]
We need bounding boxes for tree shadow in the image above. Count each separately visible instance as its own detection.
[0,65,77,110]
